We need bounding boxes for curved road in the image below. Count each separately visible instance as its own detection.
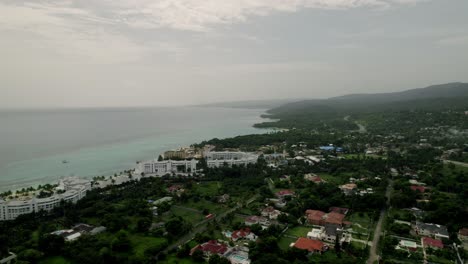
[367,179,393,264]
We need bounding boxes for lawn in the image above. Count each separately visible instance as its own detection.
[317,173,348,185]
[183,199,225,215]
[161,255,196,264]
[130,235,167,258]
[285,226,311,237]
[278,236,296,251]
[165,206,205,224]
[39,256,71,264]
[195,181,221,196]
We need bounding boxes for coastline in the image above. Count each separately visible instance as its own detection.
[0,107,273,193]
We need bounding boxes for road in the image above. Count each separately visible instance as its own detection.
[443,159,468,168]
[367,179,393,264]
[160,195,258,255]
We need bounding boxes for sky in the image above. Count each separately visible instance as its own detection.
[1,0,468,108]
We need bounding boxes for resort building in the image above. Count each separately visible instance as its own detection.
[204,151,258,168]
[0,177,91,221]
[138,159,198,175]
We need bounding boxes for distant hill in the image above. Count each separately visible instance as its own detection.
[269,82,468,115]
[196,98,300,109]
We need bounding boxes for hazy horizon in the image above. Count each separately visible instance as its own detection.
[2,0,468,109]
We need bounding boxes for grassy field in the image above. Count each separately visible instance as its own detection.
[278,236,296,250]
[130,235,167,258]
[183,199,225,215]
[161,255,196,264]
[194,181,221,196]
[166,206,205,224]
[285,226,311,237]
[39,257,71,264]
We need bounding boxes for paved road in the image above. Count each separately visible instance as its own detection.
[367,179,393,264]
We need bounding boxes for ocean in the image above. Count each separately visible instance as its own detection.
[0,107,269,192]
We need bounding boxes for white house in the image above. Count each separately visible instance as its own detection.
[139,159,198,175]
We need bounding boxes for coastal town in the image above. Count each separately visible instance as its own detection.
[1,106,467,264]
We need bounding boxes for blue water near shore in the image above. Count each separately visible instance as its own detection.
[0,107,269,191]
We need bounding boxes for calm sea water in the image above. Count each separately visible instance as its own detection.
[0,107,268,191]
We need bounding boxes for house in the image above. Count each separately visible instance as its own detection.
[305,210,326,225]
[396,240,418,251]
[458,228,468,243]
[190,240,228,257]
[413,222,449,240]
[304,173,325,184]
[305,210,348,227]
[329,207,349,215]
[50,223,106,242]
[423,237,444,249]
[231,228,257,242]
[322,224,344,244]
[410,185,427,193]
[293,237,328,253]
[153,197,173,205]
[261,206,282,220]
[324,212,346,225]
[339,184,357,196]
[307,227,324,240]
[275,190,295,199]
[245,216,269,227]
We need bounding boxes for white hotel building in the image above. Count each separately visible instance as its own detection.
[204,151,258,168]
[139,159,199,175]
[0,177,91,221]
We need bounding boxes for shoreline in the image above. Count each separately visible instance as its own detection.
[0,108,274,193]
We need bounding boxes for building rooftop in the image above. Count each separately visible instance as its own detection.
[293,237,326,252]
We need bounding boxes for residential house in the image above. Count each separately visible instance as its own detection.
[307,227,324,240]
[245,216,269,227]
[275,190,295,199]
[423,237,444,249]
[305,210,348,227]
[339,184,357,196]
[304,173,324,184]
[329,207,349,215]
[413,222,449,240]
[410,186,427,193]
[322,224,344,244]
[261,206,282,220]
[190,240,228,257]
[231,228,257,242]
[292,237,328,253]
[458,228,468,243]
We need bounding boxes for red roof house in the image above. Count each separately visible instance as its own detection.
[324,212,346,225]
[329,207,350,215]
[305,210,326,225]
[423,237,444,249]
[293,237,327,253]
[275,189,295,198]
[231,228,257,242]
[410,185,427,193]
[190,240,228,256]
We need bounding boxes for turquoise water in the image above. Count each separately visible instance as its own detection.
[0,107,268,191]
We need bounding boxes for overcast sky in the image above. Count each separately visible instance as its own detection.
[1,0,467,108]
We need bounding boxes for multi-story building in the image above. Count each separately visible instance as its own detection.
[204,151,258,168]
[139,159,198,175]
[0,177,91,221]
